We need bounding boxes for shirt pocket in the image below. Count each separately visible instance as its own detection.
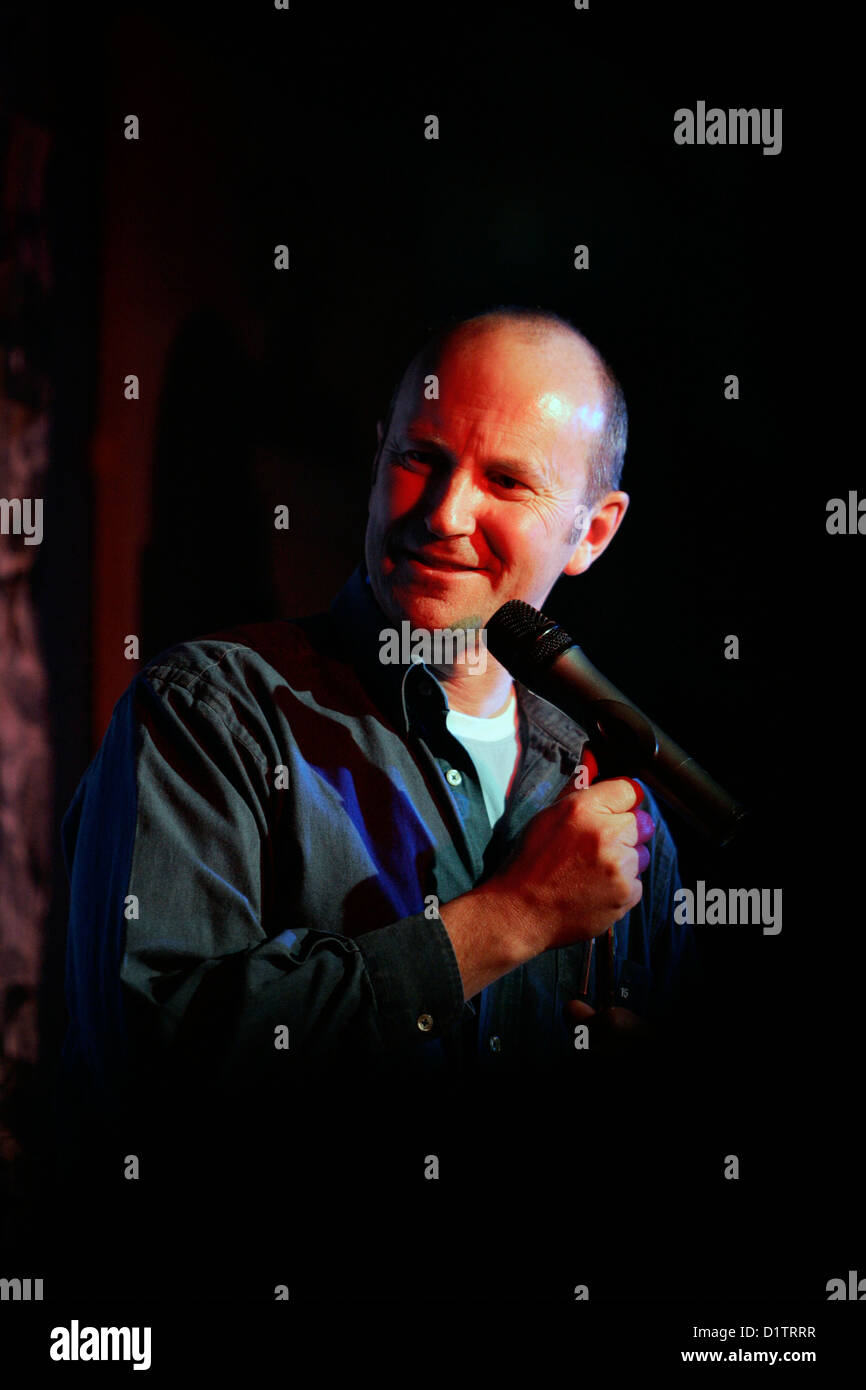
[613,958,651,1015]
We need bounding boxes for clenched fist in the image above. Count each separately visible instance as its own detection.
[483,777,655,956]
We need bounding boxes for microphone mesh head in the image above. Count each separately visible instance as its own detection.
[485,599,575,677]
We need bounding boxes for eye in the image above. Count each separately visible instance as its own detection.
[491,473,527,492]
[390,449,434,469]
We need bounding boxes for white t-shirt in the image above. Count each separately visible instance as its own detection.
[445,689,521,828]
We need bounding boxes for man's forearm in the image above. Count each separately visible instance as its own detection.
[438,886,540,999]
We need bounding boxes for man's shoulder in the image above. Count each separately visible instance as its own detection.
[95,612,362,771]
[138,611,342,699]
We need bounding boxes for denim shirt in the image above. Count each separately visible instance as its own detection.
[60,562,698,1111]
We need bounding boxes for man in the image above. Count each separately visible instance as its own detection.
[60,307,697,1140]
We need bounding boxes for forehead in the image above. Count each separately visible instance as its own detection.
[394,324,605,452]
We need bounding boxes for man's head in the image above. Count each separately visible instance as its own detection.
[364,308,630,635]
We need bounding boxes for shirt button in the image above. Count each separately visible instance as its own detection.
[445,768,462,786]
[489,1035,501,1053]
[417,1013,434,1032]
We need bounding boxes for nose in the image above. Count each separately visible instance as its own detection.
[423,467,479,539]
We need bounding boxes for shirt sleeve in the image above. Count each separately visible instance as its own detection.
[61,664,466,1112]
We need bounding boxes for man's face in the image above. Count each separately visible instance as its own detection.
[365,324,610,634]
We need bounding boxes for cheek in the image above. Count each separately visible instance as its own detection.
[488,504,556,554]
[377,470,425,519]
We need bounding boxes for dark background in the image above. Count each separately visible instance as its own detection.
[1,0,860,1333]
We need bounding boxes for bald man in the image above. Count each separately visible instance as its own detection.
[60,308,698,1138]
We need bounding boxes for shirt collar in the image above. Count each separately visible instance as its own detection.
[328,560,589,763]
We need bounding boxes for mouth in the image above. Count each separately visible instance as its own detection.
[396,548,480,573]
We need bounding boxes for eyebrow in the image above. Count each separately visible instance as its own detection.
[401,429,541,479]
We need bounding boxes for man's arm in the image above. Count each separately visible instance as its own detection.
[439,777,656,999]
[62,662,656,1108]
[62,668,468,1108]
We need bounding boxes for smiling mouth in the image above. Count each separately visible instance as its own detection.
[398,549,479,572]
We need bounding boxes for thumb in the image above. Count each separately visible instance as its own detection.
[555,746,599,802]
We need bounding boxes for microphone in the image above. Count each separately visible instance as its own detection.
[484,599,749,847]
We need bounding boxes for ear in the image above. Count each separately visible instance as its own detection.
[563,492,630,577]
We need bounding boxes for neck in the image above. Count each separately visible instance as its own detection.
[429,659,514,718]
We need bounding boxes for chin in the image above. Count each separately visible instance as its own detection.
[373,554,493,630]
[403,595,491,639]
[381,582,445,624]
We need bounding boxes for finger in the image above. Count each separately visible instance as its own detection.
[557,746,599,801]
[622,777,644,809]
[579,748,598,784]
[610,807,655,847]
[585,776,645,815]
[618,842,649,883]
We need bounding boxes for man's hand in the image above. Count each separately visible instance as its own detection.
[480,776,655,956]
[439,776,656,999]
